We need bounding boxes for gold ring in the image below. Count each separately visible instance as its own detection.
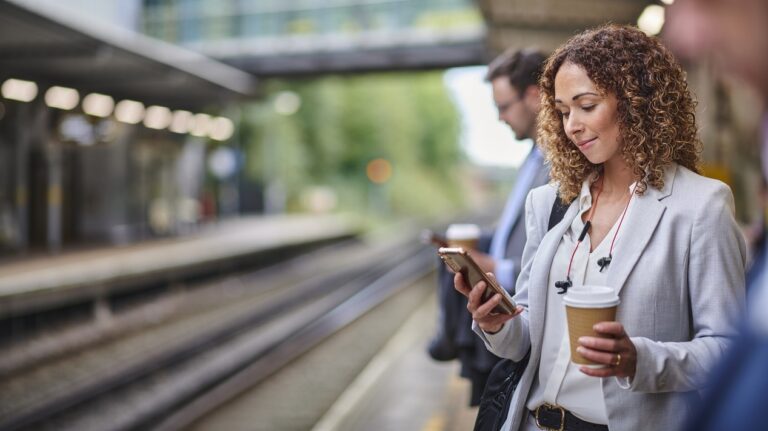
[615,353,622,367]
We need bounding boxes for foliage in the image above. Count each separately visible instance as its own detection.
[241,71,466,218]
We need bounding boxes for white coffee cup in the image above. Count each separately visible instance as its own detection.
[445,223,481,250]
[563,285,620,368]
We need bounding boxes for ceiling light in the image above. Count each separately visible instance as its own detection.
[82,93,115,117]
[44,86,79,110]
[114,99,145,124]
[638,5,665,36]
[169,110,193,134]
[191,113,211,137]
[143,105,172,130]
[2,78,38,102]
[208,117,235,141]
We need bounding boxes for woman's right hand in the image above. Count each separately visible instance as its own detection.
[454,272,523,334]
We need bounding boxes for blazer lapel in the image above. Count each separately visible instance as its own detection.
[607,165,677,295]
[529,200,580,344]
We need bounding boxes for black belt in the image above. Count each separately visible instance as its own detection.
[530,403,609,431]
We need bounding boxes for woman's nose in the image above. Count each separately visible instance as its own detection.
[565,112,583,136]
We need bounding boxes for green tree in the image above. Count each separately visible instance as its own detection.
[242,71,466,219]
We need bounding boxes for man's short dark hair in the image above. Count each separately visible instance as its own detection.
[485,48,546,95]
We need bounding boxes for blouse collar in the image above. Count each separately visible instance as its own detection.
[577,171,638,211]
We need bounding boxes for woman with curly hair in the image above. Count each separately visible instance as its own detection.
[456,25,746,431]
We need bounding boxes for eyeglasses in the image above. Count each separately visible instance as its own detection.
[496,95,523,114]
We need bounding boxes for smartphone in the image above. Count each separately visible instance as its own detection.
[438,247,517,314]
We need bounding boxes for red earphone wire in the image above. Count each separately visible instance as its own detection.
[565,177,604,279]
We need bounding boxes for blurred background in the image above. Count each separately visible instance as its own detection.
[0,1,763,430]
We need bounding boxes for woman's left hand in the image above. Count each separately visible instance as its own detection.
[576,321,637,379]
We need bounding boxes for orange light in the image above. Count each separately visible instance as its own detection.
[366,158,392,184]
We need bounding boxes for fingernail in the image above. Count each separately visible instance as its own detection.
[576,347,584,354]
[578,336,587,344]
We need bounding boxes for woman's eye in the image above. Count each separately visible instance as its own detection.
[582,105,596,111]
[559,111,570,119]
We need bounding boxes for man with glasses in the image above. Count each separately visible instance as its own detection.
[428,48,550,406]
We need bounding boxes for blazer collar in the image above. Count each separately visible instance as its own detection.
[645,163,677,201]
[532,164,678,307]
[606,164,678,295]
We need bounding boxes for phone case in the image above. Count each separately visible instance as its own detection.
[438,247,516,314]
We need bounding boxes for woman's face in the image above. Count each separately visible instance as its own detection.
[554,62,622,166]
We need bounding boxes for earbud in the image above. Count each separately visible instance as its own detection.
[597,255,612,272]
[578,221,591,242]
[555,278,572,295]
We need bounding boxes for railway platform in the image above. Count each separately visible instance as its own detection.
[0,213,359,319]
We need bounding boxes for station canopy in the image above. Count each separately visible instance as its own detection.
[0,0,257,110]
[479,0,652,54]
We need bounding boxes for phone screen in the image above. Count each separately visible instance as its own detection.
[438,247,516,314]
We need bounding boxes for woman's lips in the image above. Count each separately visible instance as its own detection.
[576,137,597,149]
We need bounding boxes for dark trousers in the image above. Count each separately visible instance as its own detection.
[429,235,500,406]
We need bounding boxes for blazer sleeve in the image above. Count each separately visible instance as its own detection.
[629,184,747,393]
[472,188,546,361]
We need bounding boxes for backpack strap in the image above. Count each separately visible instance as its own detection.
[547,195,570,231]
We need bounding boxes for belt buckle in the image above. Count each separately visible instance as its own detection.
[534,403,565,431]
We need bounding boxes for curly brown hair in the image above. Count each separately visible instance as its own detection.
[538,24,701,203]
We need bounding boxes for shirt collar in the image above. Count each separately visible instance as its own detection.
[577,172,600,210]
[577,171,638,211]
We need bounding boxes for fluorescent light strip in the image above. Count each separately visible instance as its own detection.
[82,93,115,117]
[115,99,145,124]
[143,105,172,129]
[209,117,235,141]
[2,78,38,102]
[45,86,80,110]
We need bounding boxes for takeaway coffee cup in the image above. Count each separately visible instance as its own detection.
[563,285,620,368]
[445,224,481,250]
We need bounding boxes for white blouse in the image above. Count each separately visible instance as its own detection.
[524,178,635,424]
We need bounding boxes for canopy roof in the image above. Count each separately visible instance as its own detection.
[0,0,258,109]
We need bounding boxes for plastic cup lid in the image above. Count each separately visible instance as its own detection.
[562,285,620,308]
[446,223,481,240]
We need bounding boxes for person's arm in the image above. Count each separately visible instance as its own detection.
[470,190,545,361]
[629,185,746,393]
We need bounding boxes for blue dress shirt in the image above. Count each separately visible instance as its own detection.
[489,146,543,292]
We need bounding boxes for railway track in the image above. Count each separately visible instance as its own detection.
[0,233,437,431]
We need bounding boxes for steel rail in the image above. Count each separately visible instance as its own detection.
[0,240,433,431]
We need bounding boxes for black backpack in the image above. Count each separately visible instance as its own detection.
[473,197,569,431]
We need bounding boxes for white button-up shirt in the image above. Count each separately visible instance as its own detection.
[524,177,635,424]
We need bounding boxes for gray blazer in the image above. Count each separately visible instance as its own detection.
[475,164,747,431]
